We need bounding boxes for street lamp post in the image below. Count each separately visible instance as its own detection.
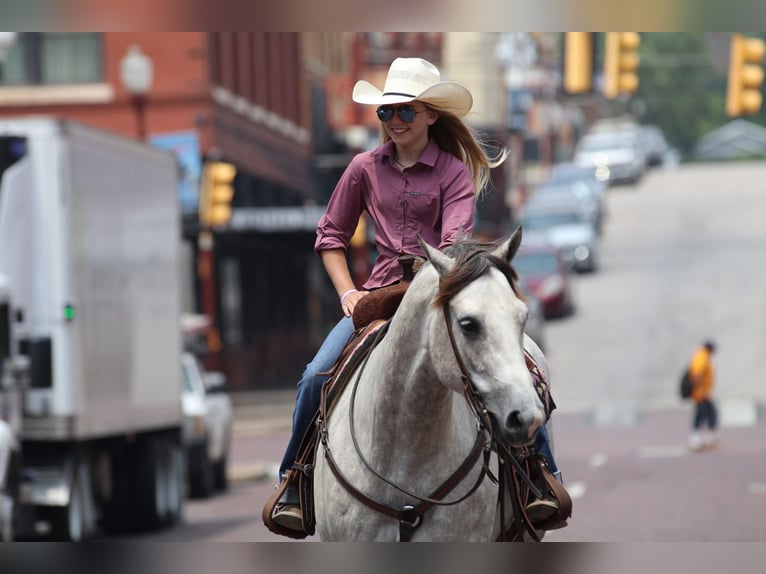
[119,44,153,141]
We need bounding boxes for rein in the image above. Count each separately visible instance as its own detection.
[319,322,492,542]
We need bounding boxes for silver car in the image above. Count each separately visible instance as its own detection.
[527,179,604,235]
[181,352,233,498]
[521,202,599,273]
[574,131,646,185]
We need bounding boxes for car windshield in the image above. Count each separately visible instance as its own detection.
[522,211,584,230]
[579,136,634,153]
[514,252,560,275]
[550,165,593,181]
[536,181,593,201]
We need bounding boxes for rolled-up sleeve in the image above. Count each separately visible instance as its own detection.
[438,164,475,249]
[315,156,365,254]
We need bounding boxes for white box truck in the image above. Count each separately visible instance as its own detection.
[0,117,185,540]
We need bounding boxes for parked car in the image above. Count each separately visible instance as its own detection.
[573,131,646,186]
[521,201,599,273]
[639,125,669,167]
[549,161,608,195]
[181,352,233,498]
[547,161,608,221]
[519,283,547,351]
[514,240,575,319]
[527,179,604,235]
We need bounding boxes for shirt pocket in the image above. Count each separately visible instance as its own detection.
[405,184,441,228]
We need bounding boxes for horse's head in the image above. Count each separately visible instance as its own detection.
[418,228,545,447]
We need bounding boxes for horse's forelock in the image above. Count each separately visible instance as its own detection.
[433,239,522,308]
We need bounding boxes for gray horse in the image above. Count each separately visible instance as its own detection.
[313,228,549,541]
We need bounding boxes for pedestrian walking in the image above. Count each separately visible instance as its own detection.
[687,340,718,451]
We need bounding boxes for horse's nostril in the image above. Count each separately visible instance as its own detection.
[506,410,524,431]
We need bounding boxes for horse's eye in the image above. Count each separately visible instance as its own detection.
[458,316,481,337]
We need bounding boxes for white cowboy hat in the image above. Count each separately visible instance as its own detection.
[352,57,473,117]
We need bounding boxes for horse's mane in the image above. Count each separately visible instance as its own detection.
[433,237,522,308]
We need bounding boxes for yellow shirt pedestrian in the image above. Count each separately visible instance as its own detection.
[687,340,718,451]
[689,345,715,403]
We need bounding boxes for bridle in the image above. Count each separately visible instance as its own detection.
[318,268,543,542]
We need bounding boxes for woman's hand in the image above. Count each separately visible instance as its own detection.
[341,289,368,318]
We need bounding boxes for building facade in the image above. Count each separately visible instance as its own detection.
[0,32,337,391]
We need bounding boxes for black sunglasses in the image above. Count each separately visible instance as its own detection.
[376,104,424,123]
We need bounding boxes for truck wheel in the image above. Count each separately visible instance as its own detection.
[165,441,184,526]
[136,437,170,530]
[49,466,86,541]
[0,493,14,542]
[1,457,19,542]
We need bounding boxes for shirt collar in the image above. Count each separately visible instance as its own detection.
[376,138,440,168]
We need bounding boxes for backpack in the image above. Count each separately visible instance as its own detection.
[679,368,692,399]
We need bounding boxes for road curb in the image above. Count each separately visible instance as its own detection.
[227,461,277,485]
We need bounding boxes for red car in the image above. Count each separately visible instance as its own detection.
[513,241,575,319]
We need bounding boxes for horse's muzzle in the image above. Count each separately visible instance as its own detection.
[495,408,544,447]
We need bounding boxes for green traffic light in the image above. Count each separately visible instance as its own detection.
[64,304,76,321]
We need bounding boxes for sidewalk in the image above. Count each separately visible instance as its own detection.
[231,389,295,434]
[226,389,294,485]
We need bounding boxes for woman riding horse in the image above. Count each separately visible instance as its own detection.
[268,56,563,536]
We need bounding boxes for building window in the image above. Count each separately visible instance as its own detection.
[0,33,103,86]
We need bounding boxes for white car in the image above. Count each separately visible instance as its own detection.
[521,203,599,273]
[181,352,233,498]
[574,131,646,185]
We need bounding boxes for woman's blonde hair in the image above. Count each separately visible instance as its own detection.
[380,102,508,198]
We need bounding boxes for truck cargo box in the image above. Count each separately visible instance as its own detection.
[0,117,183,440]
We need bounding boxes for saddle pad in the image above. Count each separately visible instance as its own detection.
[322,319,390,418]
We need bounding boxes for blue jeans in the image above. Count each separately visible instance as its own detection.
[279,316,355,479]
[277,315,560,483]
[534,424,561,482]
[693,399,718,430]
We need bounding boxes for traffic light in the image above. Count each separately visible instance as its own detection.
[563,33,594,94]
[199,161,236,228]
[726,33,766,117]
[603,32,641,99]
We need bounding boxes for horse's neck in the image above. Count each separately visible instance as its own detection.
[360,288,474,469]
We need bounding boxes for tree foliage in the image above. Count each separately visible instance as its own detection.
[634,33,730,156]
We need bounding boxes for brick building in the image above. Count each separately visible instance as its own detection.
[0,32,339,391]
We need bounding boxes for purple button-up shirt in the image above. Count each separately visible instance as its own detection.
[315,139,476,290]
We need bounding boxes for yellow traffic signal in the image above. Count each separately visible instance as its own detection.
[199,161,236,228]
[563,33,594,94]
[726,33,766,117]
[603,32,641,99]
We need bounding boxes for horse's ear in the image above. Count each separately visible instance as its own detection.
[418,235,454,277]
[492,226,523,263]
